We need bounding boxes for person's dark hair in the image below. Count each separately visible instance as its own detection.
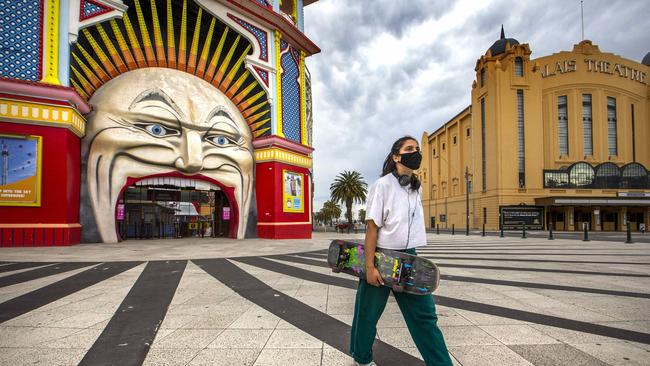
[381,135,421,190]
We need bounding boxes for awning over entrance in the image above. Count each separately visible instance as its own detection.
[535,196,650,206]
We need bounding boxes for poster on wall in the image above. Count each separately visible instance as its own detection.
[283,170,304,213]
[500,206,544,230]
[0,135,42,206]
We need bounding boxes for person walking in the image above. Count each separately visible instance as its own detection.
[349,136,452,366]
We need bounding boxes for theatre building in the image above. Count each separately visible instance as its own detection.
[419,29,650,232]
[0,0,319,246]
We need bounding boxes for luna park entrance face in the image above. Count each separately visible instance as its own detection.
[115,183,232,240]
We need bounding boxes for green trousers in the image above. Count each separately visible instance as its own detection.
[349,248,452,366]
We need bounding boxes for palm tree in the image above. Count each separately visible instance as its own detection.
[330,171,368,232]
[358,209,366,223]
[321,200,342,226]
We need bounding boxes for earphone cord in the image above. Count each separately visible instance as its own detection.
[405,188,419,251]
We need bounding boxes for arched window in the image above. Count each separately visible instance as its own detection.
[595,163,620,189]
[514,57,523,77]
[621,163,648,189]
[569,162,594,188]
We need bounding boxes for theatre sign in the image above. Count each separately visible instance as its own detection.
[541,58,647,84]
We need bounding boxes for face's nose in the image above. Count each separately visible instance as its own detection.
[175,130,203,173]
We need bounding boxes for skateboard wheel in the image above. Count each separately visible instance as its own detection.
[392,285,404,292]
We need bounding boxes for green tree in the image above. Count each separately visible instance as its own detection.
[321,200,342,226]
[358,209,366,223]
[330,170,368,232]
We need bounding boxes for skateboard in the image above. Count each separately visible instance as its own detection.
[327,239,440,295]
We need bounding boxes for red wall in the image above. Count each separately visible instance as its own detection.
[0,122,80,246]
[255,161,311,239]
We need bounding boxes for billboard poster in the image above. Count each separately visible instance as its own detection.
[0,135,42,206]
[222,207,231,220]
[282,170,304,213]
[500,206,544,230]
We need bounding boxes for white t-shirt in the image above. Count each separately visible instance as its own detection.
[365,174,427,250]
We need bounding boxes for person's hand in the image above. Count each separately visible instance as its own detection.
[366,266,384,287]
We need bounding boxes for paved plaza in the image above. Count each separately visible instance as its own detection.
[0,233,649,365]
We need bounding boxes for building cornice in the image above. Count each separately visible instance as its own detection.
[0,77,91,114]
[220,0,320,56]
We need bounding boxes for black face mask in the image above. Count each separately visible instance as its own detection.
[399,151,422,170]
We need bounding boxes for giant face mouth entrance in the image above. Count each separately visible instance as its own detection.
[114,173,238,240]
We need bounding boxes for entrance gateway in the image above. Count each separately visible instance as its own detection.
[116,176,232,240]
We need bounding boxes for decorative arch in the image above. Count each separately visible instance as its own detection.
[568,162,595,188]
[595,162,620,188]
[621,162,648,189]
[70,0,271,139]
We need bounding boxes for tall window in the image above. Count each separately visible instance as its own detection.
[558,95,568,155]
[582,94,593,155]
[480,68,485,87]
[517,90,525,187]
[631,104,636,162]
[481,98,486,191]
[514,57,523,77]
[607,97,617,156]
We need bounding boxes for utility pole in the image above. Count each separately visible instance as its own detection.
[465,165,470,235]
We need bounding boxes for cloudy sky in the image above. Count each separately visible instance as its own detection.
[303,0,650,216]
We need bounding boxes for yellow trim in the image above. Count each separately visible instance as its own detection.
[299,50,307,145]
[0,134,42,207]
[254,147,312,168]
[275,31,284,137]
[42,0,60,84]
[0,99,86,137]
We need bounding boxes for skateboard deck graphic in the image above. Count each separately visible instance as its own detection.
[327,239,440,295]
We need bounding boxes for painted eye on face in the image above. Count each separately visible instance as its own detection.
[134,123,180,137]
[205,134,237,147]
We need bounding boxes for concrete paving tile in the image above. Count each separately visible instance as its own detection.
[229,306,281,329]
[325,301,354,315]
[570,341,650,366]
[253,348,322,366]
[508,344,610,366]
[478,325,562,345]
[48,311,113,328]
[151,328,223,349]
[453,309,532,326]
[207,329,273,349]
[447,345,535,366]
[183,312,242,329]
[142,348,202,366]
[189,348,262,366]
[264,329,323,349]
[439,325,502,346]
[37,327,103,349]
[321,343,355,365]
[528,324,624,344]
[0,326,82,347]
[2,308,81,327]
[0,347,87,366]
[376,327,417,348]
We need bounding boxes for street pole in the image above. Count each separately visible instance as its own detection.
[465,166,469,236]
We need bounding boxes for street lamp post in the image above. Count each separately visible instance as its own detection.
[465,166,469,235]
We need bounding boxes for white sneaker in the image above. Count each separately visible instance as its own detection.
[354,362,377,366]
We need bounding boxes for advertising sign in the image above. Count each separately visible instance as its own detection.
[500,206,544,230]
[0,135,42,206]
[116,204,125,221]
[282,170,304,213]
[222,207,231,220]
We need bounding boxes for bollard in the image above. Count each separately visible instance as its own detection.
[436,224,439,235]
[452,224,455,235]
[522,223,527,239]
[582,223,590,242]
[482,224,486,237]
[500,224,504,238]
[625,222,633,244]
[466,225,469,236]
[548,223,554,240]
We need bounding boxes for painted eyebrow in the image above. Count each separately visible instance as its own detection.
[204,107,242,135]
[128,88,185,120]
